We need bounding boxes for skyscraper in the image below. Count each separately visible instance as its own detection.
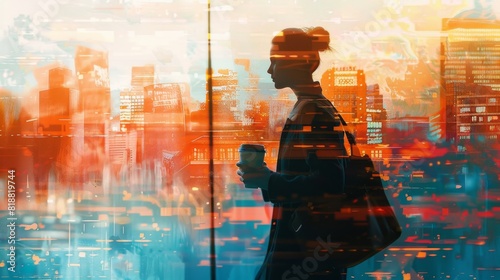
[366,84,386,144]
[321,66,367,143]
[441,18,500,145]
[75,46,111,123]
[39,67,76,136]
[74,46,111,186]
[120,65,155,127]
[445,82,500,144]
[442,18,500,91]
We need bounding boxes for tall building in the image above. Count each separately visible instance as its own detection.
[120,65,155,127]
[120,89,136,125]
[442,18,500,91]
[445,82,500,144]
[120,89,146,127]
[143,83,186,160]
[366,84,386,144]
[321,66,367,143]
[75,46,111,124]
[441,18,500,145]
[74,46,111,185]
[39,67,76,136]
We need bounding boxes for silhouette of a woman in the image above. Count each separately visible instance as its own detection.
[237,27,348,280]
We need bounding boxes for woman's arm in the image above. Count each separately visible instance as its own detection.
[263,99,347,202]
[263,151,345,203]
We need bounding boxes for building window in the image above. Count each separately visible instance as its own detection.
[459,126,470,133]
[476,106,486,113]
[459,107,470,113]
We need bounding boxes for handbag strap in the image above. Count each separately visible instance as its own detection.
[295,97,361,157]
[329,104,361,157]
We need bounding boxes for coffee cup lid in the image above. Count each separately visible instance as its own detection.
[239,144,266,152]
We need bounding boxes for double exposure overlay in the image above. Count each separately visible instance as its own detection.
[1,0,500,279]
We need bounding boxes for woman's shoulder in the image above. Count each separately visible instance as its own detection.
[290,96,337,123]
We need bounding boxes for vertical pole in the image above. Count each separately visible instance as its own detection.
[207,1,217,280]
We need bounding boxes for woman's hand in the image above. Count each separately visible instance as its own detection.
[236,163,272,190]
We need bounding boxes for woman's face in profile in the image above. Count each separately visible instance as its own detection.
[267,46,300,89]
[267,43,318,89]
[267,56,289,89]
[267,56,315,89]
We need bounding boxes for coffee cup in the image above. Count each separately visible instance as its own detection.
[237,144,266,170]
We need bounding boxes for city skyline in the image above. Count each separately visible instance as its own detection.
[3,28,499,195]
[1,1,495,114]
[8,28,500,146]
[1,1,500,279]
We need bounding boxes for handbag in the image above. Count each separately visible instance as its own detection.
[289,122,402,268]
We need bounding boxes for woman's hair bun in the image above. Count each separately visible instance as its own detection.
[273,26,331,53]
[305,26,331,52]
